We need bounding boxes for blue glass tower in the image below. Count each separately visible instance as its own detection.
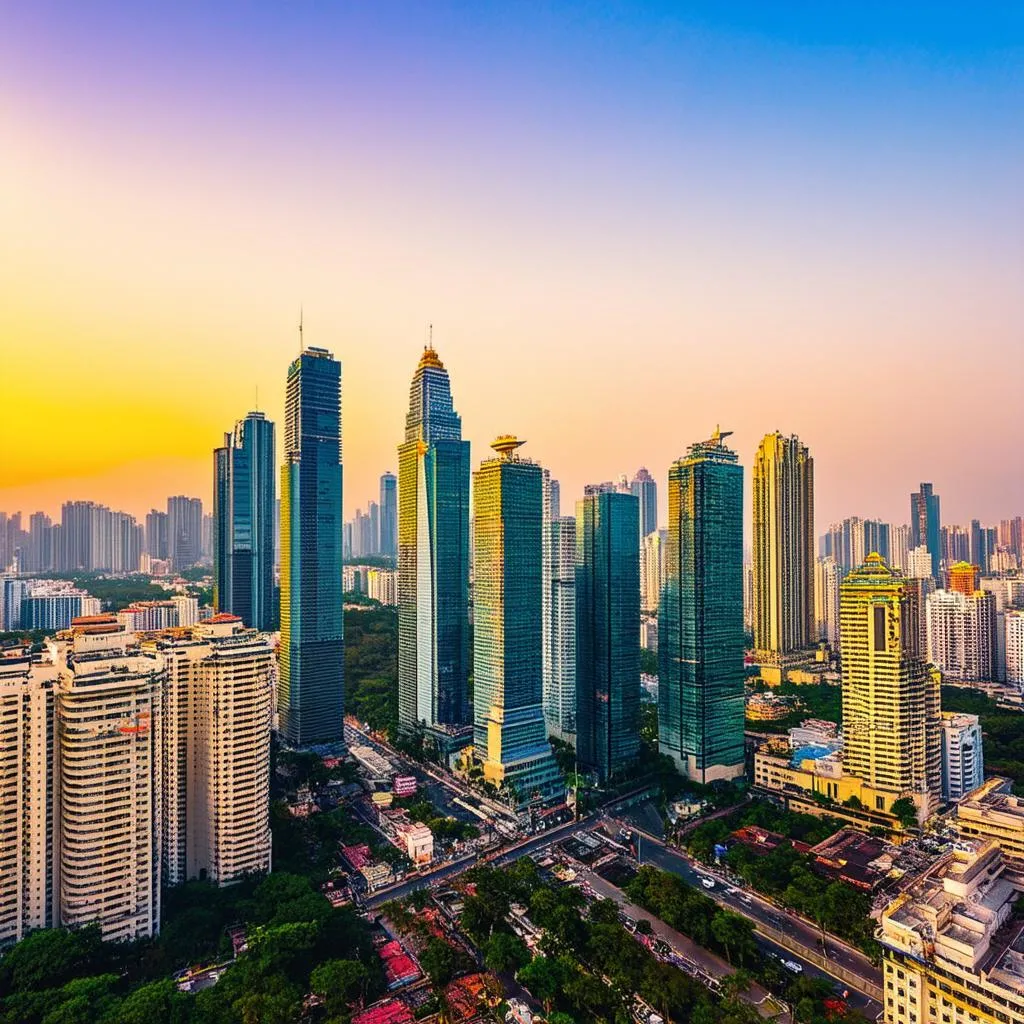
[911,483,941,580]
[473,437,563,809]
[575,486,641,782]
[379,472,397,561]
[213,411,276,630]
[659,428,745,783]
[279,347,344,747]
[397,347,470,732]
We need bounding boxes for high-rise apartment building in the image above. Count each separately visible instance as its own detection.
[659,428,745,783]
[1005,610,1024,687]
[910,482,941,579]
[213,411,277,630]
[822,516,889,571]
[630,467,658,539]
[54,617,163,941]
[641,528,666,614]
[544,516,576,738]
[146,616,273,885]
[167,496,203,570]
[379,472,397,560]
[751,432,814,664]
[813,556,845,651]
[941,524,970,567]
[999,516,1024,562]
[397,347,471,732]
[22,513,54,574]
[906,545,933,580]
[888,523,910,573]
[0,655,57,948]
[473,437,563,807]
[575,488,641,782]
[878,842,1024,1024]
[145,510,169,560]
[840,554,942,821]
[939,712,984,802]
[927,589,997,682]
[279,347,345,747]
[948,560,980,596]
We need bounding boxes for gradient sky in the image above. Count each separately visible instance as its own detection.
[2,2,1022,530]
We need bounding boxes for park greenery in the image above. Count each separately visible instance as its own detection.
[45,572,173,611]
[744,680,843,734]
[685,800,879,959]
[941,685,1024,792]
[344,606,398,737]
[392,795,480,842]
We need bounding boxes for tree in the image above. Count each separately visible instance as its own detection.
[102,979,191,1024]
[587,899,620,926]
[420,939,460,989]
[711,912,757,966]
[311,959,369,1016]
[891,798,918,829]
[483,933,531,975]
[0,925,104,994]
[516,956,565,1012]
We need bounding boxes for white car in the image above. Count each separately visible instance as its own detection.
[700,877,715,890]
[783,960,804,974]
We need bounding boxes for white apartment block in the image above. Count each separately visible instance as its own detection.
[813,556,844,651]
[1005,609,1024,687]
[927,589,997,682]
[940,712,984,802]
[366,568,397,606]
[640,529,666,614]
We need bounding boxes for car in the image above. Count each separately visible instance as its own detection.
[738,893,752,904]
[700,877,715,890]
[782,960,804,974]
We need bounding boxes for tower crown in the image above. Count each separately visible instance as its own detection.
[418,346,444,371]
[491,435,526,459]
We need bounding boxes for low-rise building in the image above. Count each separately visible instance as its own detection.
[956,778,1024,865]
[351,744,394,778]
[400,823,433,865]
[878,841,1024,1024]
[360,861,395,891]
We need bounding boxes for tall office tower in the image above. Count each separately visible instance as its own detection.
[167,496,203,570]
[942,525,970,567]
[906,545,933,579]
[927,589,997,682]
[863,519,890,562]
[575,487,641,782]
[145,510,169,560]
[201,514,213,562]
[279,346,345,747]
[23,512,54,573]
[939,712,984,802]
[0,578,29,631]
[970,520,991,572]
[54,617,163,940]
[751,432,814,665]
[948,561,979,596]
[0,512,8,571]
[641,529,666,614]
[0,655,57,948]
[342,522,353,561]
[813,556,845,651]
[111,511,143,573]
[368,501,380,555]
[357,508,374,557]
[379,473,397,560]
[1004,610,1024,687]
[840,554,942,820]
[147,616,273,885]
[910,482,941,579]
[397,347,471,732]
[659,428,745,783]
[999,516,1024,561]
[822,517,889,571]
[213,412,277,630]
[904,576,936,660]
[540,470,557,736]
[888,523,911,572]
[544,516,576,738]
[57,501,94,571]
[548,479,561,519]
[630,467,658,539]
[473,437,563,807]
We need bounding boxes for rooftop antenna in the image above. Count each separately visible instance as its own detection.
[427,322,433,351]
[299,307,304,352]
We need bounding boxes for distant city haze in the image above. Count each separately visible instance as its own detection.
[2,4,1021,525]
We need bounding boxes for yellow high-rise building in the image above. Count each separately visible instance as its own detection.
[840,554,942,822]
[752,432,815,666]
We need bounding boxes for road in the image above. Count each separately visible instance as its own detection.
[601,817,882,1018]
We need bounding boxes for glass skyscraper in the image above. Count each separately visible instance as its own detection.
[278,347,344,747]
[659,428,745,783]
[911,482,941,580]
[630,467,658,539]
[397,347,471,732]
[575,486,641,782]
[379,472,397,560]
[473,437,563,808]
[213,411,276,630]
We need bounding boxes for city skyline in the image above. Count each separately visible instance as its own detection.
[3,5,1022,526]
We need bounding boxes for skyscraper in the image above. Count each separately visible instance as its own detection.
[167,496,203,570]
[544,515,576,738]
[751,431,815,665]
[659,428,745,783]
[926,588,997,683]
[145,510,168,560]
[213,412,277,630]
[379,472,397,560]
[397,347,471,732]
[473,437,563,807]
[575,487,641,782]
[840,554,942,821]
[630,467,658,539]
[814,556,845,651]
[279,346,345,748]
[910,482,941,580]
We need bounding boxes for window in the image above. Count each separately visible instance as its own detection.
[874,606,888,650]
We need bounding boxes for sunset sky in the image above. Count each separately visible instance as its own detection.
[2,3,1022,529]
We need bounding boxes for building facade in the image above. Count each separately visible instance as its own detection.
[926,589,997,683]
[659,428,745,783]
[167,496,204,570]
[814,556,845,651]
[544,516,576,738]
[397,347,471,733]
[379,472,397,561]
[472,437,563,808]
[575,488,641,782]
[279,347,345,747]
[751,431,815,664]
[910,482,941,580]
[630,467,658,540]
[939,712,984,803]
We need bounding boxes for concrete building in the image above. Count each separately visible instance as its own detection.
[640,528,666,614]
[910,482,941,580]
[544,516,576,738]
[1004,610,1024,688]
[840,554,942,822]
[751,431,815,667]
[906,545,934,580]
[814,556,845,652]
[940,712,984,803]
[0,655,57,947]
[379,472,397,561]
[956,777,1024,866]
[888,524,911,573]
[167,496,204,571]
[19,582,102,632]
[629,467,658,539]
[367,568,398,606]
[659,427,745,783]
[472,436,563,808]
[878,841,1024,1024]
[948,560,980,596]
[54,617,163,941]
[927,589,997,682]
